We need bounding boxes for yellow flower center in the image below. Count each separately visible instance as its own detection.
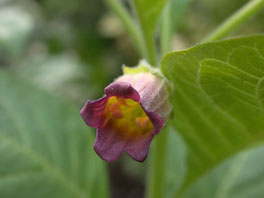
[105,96,153,137]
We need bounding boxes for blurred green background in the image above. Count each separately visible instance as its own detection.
[0,0,264,197]
[1,0,264,103]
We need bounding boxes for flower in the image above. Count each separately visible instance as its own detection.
[80,62,171,162]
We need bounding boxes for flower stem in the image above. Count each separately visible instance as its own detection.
[129,1,157,66]
[105,0,146,57]
[203,0,264,42]
[143,31,157,66]
[146,129,168,198]
[160,4,172,57]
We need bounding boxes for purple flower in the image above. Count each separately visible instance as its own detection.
[80,69,171,162]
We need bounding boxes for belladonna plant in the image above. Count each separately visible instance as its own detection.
[80,61,172,162]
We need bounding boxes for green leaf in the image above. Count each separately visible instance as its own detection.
[0,70,109,198]
[161,35,264,194]
[132,0,168,64]
[164,129,187,198]
[185,145,264,198]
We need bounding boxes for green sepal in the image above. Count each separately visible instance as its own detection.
[122,60,164,78]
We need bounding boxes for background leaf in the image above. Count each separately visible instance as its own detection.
[0,70,109,198]
[161,35,264,194]
[164,129,187,198]
[185,145,264,198]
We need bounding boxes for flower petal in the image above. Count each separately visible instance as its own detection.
[104,82,140,102]
[124,133,153,162]
[80,96,108,127]
[123,109,164,162]
[81,78,167,162]
[144,110,164,135]
[94,124,126,162]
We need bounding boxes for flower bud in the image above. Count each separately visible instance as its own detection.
[80,61,171,162]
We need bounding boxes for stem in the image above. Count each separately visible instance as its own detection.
[146,129,168,198]
[203,0,264,42]
[105,0,146,57]
[130,1,157,66]
[143,31,157,66]
[160,4,172,57]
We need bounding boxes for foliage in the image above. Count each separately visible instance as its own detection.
[1,0,264,198]
[162,35,264,195]
[185,145,264,198]
[0,70,109,197]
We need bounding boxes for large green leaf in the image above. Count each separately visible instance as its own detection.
[161,35,264,194]
[185,144,264,198]
[132,0,167,64]
[0,70,109,198]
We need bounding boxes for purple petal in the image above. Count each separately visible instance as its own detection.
[104,82,140,102]
[80,96,108,127]
[124,109,163,161]
[144,110,164,135]
[94,124,126,162]
[124,133,153,162]
[81,81,165,162]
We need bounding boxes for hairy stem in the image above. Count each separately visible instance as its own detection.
[203,0,264,42]
[105,0,146,57]
[146,129,168,198]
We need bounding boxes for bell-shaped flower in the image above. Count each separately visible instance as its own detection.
[80,62,171,162]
